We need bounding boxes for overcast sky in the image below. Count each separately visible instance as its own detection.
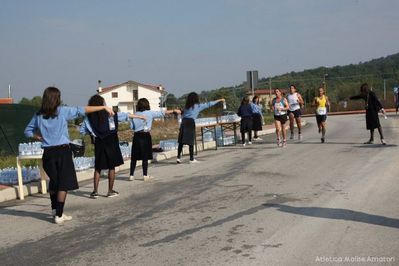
[1,0,398,105]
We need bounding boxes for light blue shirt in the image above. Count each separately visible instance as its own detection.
[80,112,130,136]
[182,101,218,119]
[130,110,165,131]
[251,103,262,114]
[24,106,85,147]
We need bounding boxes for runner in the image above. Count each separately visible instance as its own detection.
[313,87,330,143]
[251,95,263,141]
[350,83,387,145]
[271,88,289,147]
[287,85,304,140]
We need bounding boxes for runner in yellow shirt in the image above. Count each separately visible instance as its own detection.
[313,87,330,143]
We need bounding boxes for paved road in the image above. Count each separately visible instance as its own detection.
[1,114,399,266]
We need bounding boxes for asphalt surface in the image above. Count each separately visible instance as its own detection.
[1,114,399,266]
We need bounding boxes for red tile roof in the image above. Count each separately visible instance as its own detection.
[0,98,13,104]
[98,80,166,94]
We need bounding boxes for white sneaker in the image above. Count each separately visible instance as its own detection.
[54,214,72,224]
[242,143,246,147]
[248,141,252,145]
[256,137,263,141]
[143,175,154,181]
[128,175,134,181]
[189,159,199,164]
[176,158,182,164]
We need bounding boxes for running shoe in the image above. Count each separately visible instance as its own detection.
[253,137,262,141]
[242,143,246,147]
[90,191,99,199]
[176,158,182,164]
[128,175,134,181]
[381,139,387,145]
[106,190,119,198]
[282,140,287,148]
[54,214,72,225]
[189,159,200,164]
[248,141,252,145]
[321,138,325,143]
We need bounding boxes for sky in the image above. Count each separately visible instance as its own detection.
[1,0,399,105]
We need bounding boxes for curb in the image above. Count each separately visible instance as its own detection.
[0,120,307,203]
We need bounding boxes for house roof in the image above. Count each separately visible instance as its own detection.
[98,80,166,94]
[0,98,13,104]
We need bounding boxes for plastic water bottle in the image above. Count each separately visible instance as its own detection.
[109,116,116,130]
[223,102,227,110]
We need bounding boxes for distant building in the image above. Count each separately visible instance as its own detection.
[248,89,288,110]
[0,98,13,105]
[98,80,166,112]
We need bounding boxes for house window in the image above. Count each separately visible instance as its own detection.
[133,90,138,101]
[112,92,118,98]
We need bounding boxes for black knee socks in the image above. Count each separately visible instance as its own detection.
[50,193,57,210]
[130,159,149,176]
[56,201,65,217]
[178,144,194,161]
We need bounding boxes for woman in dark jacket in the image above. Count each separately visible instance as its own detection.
[350,83,387,145]
[238,96,254,146]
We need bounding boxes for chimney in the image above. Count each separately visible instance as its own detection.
[97,80,102,93]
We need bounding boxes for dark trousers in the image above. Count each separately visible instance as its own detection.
[241,131,252,144]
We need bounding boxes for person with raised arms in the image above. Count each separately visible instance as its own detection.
[24,87,115,224]
[176,92,225,164]
[130,98,180,180]
[80,94,146,199]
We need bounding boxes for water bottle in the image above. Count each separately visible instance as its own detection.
[223,102,227,110]
[143,122,149,132]
[109,116,116,131]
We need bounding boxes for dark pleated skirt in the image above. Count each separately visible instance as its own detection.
[94,133,124,170]
[178,118,196,146]
[252,113,263,131]
[131,131,153,160]
[42,145,79,192]
[365,108,381,130]
[240,117,253,133]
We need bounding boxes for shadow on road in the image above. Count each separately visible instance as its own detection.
[264,204,399,229]
[0,208,51,222]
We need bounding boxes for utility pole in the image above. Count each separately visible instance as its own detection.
[383,79,386,100]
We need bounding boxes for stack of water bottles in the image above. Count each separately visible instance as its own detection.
[18,142,43,157]
[216,126,236,146]
[219,114,241,123]
[195,117,218,127]
[203,131,214,142]
[0,166,41,185]
[119,143,132,159]
[73,157,95,172]
[159,139,179,151]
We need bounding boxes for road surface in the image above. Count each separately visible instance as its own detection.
[1,114,399,266]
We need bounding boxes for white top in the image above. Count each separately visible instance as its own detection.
[287,93,301,111]
[273,98,287,116]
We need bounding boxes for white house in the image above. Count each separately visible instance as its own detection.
[98,80,166,113]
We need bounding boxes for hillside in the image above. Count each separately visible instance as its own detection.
[167,52,399,111]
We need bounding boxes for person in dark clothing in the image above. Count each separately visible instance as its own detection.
[81,95,146,198]
[350,83,387,145]
[238,96,254,146]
